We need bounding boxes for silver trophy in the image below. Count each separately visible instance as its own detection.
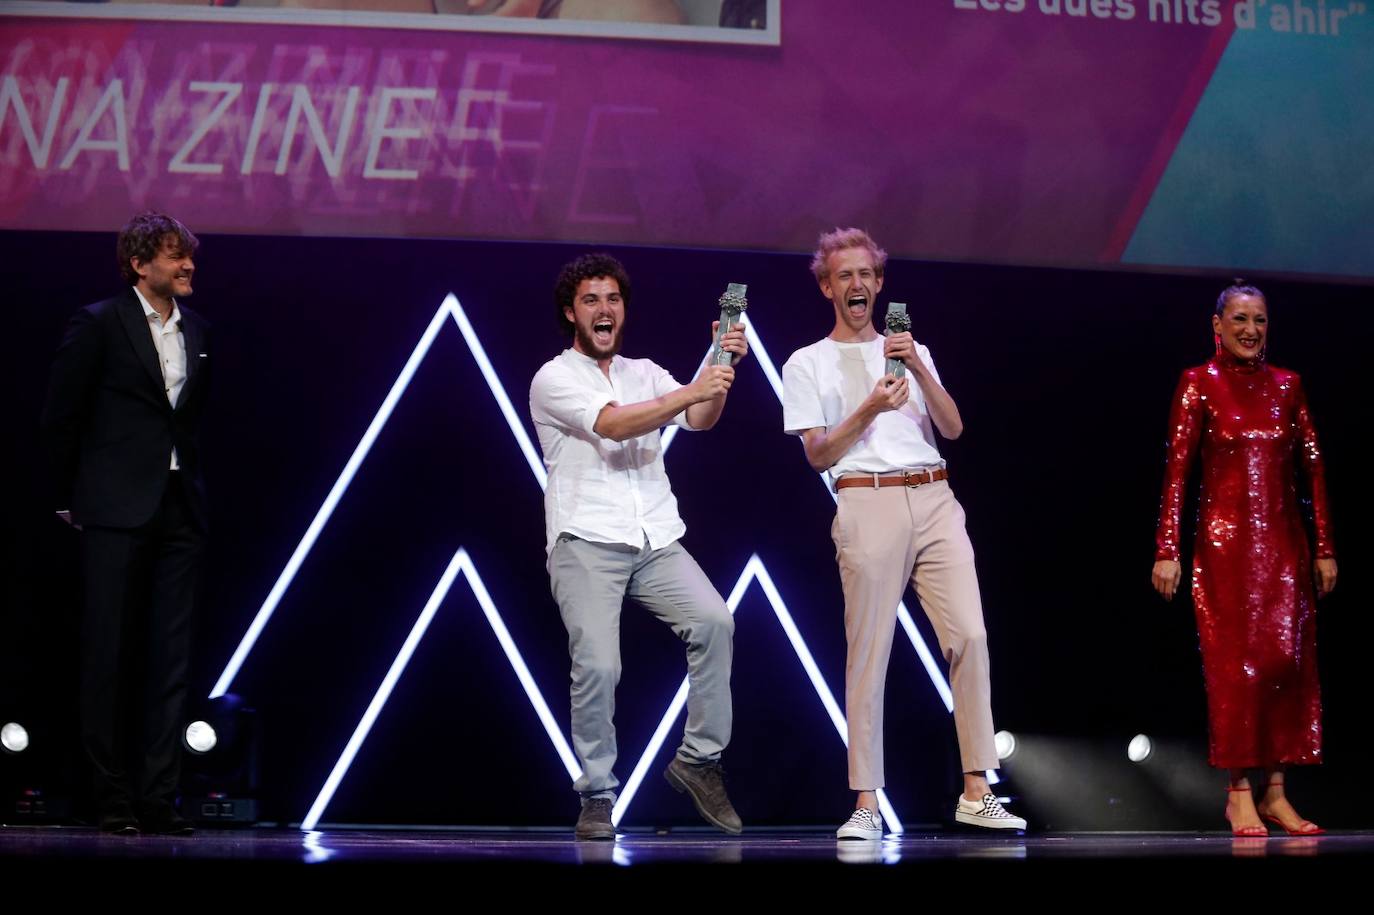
[711,283,748,366]
[884,302,910,378]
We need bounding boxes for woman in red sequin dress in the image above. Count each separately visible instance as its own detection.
[1152,283,1337,837]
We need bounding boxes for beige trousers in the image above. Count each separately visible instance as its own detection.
[832,478,999,789]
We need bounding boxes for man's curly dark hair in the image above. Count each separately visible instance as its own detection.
[116,211,198,286]
[553,253,631,336]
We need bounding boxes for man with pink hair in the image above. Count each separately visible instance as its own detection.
[781,228,1025,839]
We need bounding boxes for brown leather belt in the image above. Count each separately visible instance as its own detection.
[834,468,949,490]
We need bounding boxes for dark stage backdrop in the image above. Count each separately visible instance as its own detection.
[2,230,1368,829]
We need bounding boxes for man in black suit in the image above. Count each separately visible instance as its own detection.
[41,212,210,835]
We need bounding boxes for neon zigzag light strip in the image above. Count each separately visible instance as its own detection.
[299,547,578,831]
[610,554,902,832]
[211,293,969,828]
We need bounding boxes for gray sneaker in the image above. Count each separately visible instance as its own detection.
[574,796,616,840]
[664,757,743,835]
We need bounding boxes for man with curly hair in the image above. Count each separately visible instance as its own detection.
[529,252,746,839]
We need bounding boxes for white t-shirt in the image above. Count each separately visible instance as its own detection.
[529,348,694,556]
[781,336,945,482]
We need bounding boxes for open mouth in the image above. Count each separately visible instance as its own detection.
[592,319,614,345]
[846,294,868,318]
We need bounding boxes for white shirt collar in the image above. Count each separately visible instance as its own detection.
[133,286,181,328]
[564,347,618,373]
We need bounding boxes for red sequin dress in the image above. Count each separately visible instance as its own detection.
[1155,351,1334,768]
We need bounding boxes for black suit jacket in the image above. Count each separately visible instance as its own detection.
[40,289,211,531]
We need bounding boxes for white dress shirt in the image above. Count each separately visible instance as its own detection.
[529,348,695,556]
[133,287,186,469]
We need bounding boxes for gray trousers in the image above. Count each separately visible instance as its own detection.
[548,534,734,799]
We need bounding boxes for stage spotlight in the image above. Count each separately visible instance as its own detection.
[994,730,1017,761]
[181,695,260,825]
[1,722,29,754]
[1,716,74,822]
[184,721,217,754]
[1125,735,1218,828]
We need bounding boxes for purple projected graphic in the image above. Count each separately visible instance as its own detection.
[2,0,1371,276]
[0,0,777,43]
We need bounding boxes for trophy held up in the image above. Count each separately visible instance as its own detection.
[884,301,910,379]
[711,283,749,366]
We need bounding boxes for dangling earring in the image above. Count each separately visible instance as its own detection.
[1214,332,1222,356]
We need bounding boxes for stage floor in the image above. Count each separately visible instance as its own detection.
[6,825,1372,899]
[3,825,1371,868]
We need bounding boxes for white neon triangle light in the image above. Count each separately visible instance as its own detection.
[299,546,579,831]
[209,294,545,700]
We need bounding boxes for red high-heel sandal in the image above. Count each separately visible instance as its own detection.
[1259,779,1325,835]
[1258,814,1324,836]
[1225,786,1268,837]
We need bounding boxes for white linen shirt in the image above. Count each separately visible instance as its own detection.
[530,348,695,556]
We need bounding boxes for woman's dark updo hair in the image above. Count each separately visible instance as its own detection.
[1215,278,1265,316]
